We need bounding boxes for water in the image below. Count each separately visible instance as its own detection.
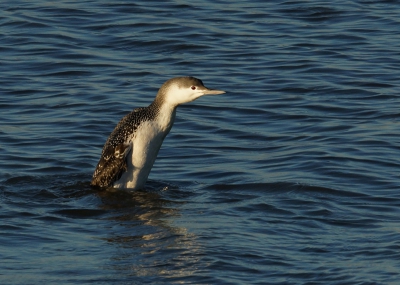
[1,0,400,284]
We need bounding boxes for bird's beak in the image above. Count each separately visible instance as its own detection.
[203,88,226,95]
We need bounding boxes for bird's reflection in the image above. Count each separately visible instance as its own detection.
[96,183,202,280]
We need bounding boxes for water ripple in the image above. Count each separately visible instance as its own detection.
[1,0,400,284]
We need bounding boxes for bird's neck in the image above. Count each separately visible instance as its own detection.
[149,97,177,132]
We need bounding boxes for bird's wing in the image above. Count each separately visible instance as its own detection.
[90,142,132,188]
[91,107,145,188]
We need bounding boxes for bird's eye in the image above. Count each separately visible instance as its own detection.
[191,86,196,90]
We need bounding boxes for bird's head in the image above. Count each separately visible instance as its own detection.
[158,76,225,106]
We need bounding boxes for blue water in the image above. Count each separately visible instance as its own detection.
[1,1,400,284]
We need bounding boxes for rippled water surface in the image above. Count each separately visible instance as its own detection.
[1,1,400,284]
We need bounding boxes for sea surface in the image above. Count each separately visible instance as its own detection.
[1,1,400,284]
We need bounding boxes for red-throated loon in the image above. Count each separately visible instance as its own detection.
[91,76,225,189]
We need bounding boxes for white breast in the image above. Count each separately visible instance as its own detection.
[113,106,176,189]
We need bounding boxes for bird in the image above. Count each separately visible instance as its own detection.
[91,76,225,190]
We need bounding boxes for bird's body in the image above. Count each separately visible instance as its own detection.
[91,77,225,190]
